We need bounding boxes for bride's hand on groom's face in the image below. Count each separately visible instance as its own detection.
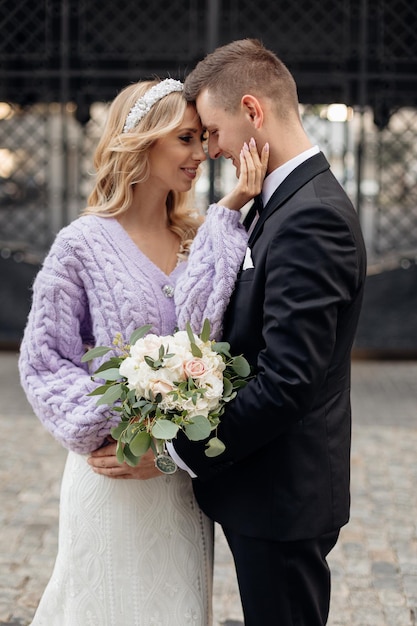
[88,443,162,480]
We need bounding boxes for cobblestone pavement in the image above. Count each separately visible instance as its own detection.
[0,352,416,626]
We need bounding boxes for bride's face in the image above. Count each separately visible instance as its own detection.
[148,105,207,194]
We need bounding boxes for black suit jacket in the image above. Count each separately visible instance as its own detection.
[174,152,367,541]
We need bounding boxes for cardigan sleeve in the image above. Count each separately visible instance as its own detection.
[18,234,119,454]
[175,204,248,340]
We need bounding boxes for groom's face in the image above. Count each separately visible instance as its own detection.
[196,89,253,177]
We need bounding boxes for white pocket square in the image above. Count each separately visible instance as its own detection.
[242,247,254,270]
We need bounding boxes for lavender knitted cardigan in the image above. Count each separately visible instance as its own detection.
[18,205,248,454]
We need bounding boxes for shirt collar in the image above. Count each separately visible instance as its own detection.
[262,145,320,207]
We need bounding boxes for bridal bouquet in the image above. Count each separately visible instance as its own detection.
[82,320,251,472]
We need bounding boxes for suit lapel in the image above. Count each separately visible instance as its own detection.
[248,152,330,246]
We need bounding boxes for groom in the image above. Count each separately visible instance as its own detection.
[168,39,367,625]
[91,39,367,625]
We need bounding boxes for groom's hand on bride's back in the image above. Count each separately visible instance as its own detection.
[88,443,161,480]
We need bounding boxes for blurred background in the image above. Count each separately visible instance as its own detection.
[0,0,416,353]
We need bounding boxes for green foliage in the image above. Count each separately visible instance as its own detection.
[129,324,153,345]
[81,346,111,362]
[129,431,152,457]
[184,414,212,441]
[151,419,179,440]
[200,318,211,343]
[186,322,203,358]
[205,436,226,457]
[86,319,252,466]
[231,355,251,378]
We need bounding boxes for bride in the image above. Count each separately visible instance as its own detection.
[19,78,267,625]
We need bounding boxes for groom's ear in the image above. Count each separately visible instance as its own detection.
[240,95,264,129]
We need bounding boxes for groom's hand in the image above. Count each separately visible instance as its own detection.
[88,442,161,480]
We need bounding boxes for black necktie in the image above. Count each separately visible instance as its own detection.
[244,194,263,236]
[252,194,264,216]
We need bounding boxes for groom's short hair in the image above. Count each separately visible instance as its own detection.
[183,38,299,119]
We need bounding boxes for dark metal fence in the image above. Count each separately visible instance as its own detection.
[1,0,417,344]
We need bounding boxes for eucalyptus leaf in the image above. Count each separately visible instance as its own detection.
[151,419,179,440]
[126,421,141,439]
[233,378,249,389]
[127,389,137,402]
[184,414,212,441]
[223,391,237,402]
[129,324,153,346]
[123,444,141,467]
[223,378,233,398]
[138,403,156,418]
[185,322,195,345]
[232,355,251,377]
[205,436,226,457]
[190,342,203,358]
[211,342,231,357]
[111,421,128,440]
[145,355,161,370]
[95,383,123,406]
[92,358,122,375]
[200,319,211,343]
[116,439,125,463]
[81,346,111,362]
[98,367,122,382]
[129,431,151,456]
[87,384,111,397]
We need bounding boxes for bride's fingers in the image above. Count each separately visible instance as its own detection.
[242,139,266,193]
[248,138,269,171]
[260,142,269,174]
[249,140,269,191]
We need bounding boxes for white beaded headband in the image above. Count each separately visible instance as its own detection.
[123,78,184,133]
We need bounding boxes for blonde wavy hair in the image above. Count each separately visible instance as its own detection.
[83,79,202,249]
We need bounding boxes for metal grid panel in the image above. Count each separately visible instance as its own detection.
[223,0,352,61]
[374,108,417,255]
[77,0,202,61]
[377,0,417,60]
[0,105,50,250]
[0,0,53,59]
[0,1,416,259]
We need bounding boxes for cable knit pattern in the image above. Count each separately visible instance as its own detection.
[29,453,214,626]
[175,205,248,339]
[19,207,247,454]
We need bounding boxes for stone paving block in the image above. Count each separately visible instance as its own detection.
[351,606,387,626]
[379,588,408,606]
[1,356,417,625]
[350,588,381,607]
[383,606,415,626]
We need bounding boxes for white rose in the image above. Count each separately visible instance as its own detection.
[130,334,164,363]
[169,330,194,350]
[181,395,210,419]
[199,373,224,409]
[119,356,146,391]
[162,350,190,380]
[200,347,225,375]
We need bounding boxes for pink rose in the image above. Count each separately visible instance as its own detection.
[183,358,207,379]
[149,379,174,398]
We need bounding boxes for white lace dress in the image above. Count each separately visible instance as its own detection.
[30,452,213,626]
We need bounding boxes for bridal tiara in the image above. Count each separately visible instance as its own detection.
[123,78,184,133]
